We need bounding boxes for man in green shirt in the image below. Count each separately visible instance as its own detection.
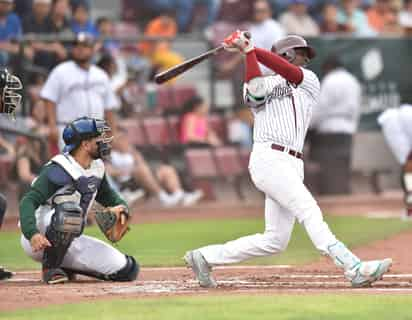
[19,117,139,284]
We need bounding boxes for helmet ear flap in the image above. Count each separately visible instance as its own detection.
[282,49,296,62]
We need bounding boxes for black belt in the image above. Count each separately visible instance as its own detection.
[271,143,303,159]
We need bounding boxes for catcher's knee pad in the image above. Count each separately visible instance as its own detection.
[109,255,139,282]
[43,202,84,269]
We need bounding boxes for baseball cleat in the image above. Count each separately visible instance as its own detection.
[346,258,392,288]
[42,268,69,285]
[0,267,13,280]
[184,250,217,288]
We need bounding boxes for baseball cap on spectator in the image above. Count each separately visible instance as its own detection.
[73,32,95,46]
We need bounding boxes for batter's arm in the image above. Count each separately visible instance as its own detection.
[254,48,303,85]
[104,110,117,138]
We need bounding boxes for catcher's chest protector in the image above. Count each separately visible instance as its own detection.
[50,154,105,218]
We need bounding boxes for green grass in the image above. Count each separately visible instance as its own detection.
[2,216,412,269]
[2,295,412,320]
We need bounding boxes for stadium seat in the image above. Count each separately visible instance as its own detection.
[166,115,180,144]
[213,146,245,199]
[119,119,147,147]
[184,148,219,200]
[141,117,171,146]
[208,113,227,142]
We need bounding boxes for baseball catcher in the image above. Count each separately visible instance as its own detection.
[19,117,138,284]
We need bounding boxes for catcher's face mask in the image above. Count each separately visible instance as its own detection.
[95,119,113,160]
[0,70,23,117]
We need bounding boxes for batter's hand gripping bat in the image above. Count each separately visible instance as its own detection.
[154,45,224,84]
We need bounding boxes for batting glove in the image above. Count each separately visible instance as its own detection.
[222,30,254,54]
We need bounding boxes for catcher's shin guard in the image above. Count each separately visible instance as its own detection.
[62,255,139,282]
[42,202,84,269]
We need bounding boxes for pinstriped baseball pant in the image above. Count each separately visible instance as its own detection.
[199,142,338,265]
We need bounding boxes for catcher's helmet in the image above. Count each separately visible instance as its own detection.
[272,35,316,62]
[0,69,23,116]
[62,117,112,158]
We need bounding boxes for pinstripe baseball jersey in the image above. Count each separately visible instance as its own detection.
[245,68,320,152]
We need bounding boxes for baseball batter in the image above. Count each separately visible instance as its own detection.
[184,31,392,288]
[378,104,412,218]
[19,117,138,284]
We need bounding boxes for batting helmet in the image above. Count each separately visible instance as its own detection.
[272,35,316,62]
[0,69,23,116]
[63,117,112,158]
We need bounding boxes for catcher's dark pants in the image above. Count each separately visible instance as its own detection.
[309,133,353,195]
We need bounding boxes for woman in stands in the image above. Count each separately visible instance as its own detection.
[179,95,222,148]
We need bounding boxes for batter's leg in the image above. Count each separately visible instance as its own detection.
[184,196,295,287]
[198,196,295,264]
[250,152,392,287]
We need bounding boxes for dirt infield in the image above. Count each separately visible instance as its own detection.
[1,193,411,312]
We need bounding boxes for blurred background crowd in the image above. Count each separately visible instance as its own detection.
[0,0,411,213]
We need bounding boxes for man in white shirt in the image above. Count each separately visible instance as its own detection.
[310,55,361,194]
[41,32,120,149]
[279,0,320,36]
[378,103,412,219]
[219,0,285,107]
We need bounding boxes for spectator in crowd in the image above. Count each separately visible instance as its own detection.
[141,0,221,33]
[337,0,376,36]
[47,0,71,34]
[250,0,285,74]
[22,0,50,33]
[367,0,396,32]
[14,134,43,201]
[70,2,98,36]
[108,128,204,207]
[0,0,25,67]
[228,105,253,149]
[14,0,32,18]
[23,0,67,71]
[179,95,222,147]
[399,0,412,34]
[279,0,320,36]
[215,0,254,23]
[96,17,120,54]
[309,55,361,194]
[40,33,119,151]
[320,2,353,34]
[139,13,183,79]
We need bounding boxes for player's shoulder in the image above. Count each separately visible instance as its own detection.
[90,65,110,81]
[300,67,320,87]
[41,161,73,186]
[51,61,76,75]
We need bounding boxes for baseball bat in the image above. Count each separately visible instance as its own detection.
[154,45,224,84]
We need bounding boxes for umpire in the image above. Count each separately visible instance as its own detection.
[41,32,120,151]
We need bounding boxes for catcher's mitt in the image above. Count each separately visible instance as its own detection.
[95,206,130,243]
